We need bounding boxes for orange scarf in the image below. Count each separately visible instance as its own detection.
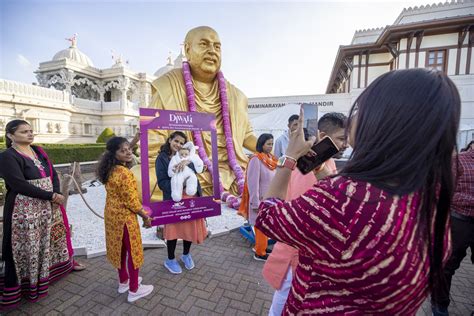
[238,153,278,219]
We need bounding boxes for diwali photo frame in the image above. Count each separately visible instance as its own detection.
[139,108,221,226]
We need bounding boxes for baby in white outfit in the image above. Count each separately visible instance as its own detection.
[168,141,204,202]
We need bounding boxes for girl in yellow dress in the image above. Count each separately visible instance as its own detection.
[97,137,154,303]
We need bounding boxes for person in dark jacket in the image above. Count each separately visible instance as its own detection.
[0,120,72,310]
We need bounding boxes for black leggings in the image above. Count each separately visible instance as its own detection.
[166,239,192,260]
[431,214,474,309]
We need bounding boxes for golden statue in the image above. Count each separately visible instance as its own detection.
[132,26,257,200]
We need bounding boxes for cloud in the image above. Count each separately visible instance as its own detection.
[17,54,32,68]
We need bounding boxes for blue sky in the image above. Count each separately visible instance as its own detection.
[1,0,433,97]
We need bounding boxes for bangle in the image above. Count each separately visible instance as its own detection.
[283,155,297,162]
[313,162,326,173]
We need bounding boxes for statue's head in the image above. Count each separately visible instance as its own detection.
[184,26,221,81]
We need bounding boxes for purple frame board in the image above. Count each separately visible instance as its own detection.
[139,108,221,226]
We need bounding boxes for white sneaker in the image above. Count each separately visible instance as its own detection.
[127,284,154,303]
[118,276,143,294]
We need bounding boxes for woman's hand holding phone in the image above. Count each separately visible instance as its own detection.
[296,137,340,174]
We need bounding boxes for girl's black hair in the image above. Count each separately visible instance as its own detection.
[96,137,131,184]
[5,119,31,148]
[340,68,460,299]
[159,131,187,156]
[256,133,273,153]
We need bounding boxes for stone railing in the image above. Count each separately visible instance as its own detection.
[73,97,102,110]
[102,101,121,111]
[127,100,139,110]
[0,79,69,103]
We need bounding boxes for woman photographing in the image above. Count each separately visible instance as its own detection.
[256,69,459,315]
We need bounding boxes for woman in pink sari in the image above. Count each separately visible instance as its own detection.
[0,120,76,310]
[256,69,459,315]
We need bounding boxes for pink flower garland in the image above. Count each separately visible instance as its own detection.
[182,62,243,209]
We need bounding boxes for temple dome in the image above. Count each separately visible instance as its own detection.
[173,51,185,68]
[154,63,174,78]
[154,54,174,78]
[52,37,94,67]
[154,47,187,78]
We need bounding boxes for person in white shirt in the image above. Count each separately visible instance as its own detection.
[274,114,299,158]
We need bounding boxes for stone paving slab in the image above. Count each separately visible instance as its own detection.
[416,248,474,316]
[5,231,474,315]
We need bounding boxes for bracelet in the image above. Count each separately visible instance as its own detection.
[313,162,326,173]
[283,155,297,162]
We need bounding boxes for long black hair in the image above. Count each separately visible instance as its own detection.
[340,69,460,298]
[96,137,131,184]
[5,119,30,148]
[256,133,273,153]
[159,131,187,156]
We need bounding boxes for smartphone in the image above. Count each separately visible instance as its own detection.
[297,136,340,174]
[302,103,318,137]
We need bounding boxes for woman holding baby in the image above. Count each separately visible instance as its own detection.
[155,131,207,275]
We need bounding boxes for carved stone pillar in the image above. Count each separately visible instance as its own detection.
[59,69,75,94]
[118,76,130,110]
[97,81,105,102]
[36,73,48,87]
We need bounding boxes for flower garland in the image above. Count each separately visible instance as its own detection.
[182,61,243,209]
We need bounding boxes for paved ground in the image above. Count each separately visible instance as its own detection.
[6,230,275,315]
[416,250,474,316]
[3,230,474,316]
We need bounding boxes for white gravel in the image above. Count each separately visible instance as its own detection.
[66,182,245,255]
